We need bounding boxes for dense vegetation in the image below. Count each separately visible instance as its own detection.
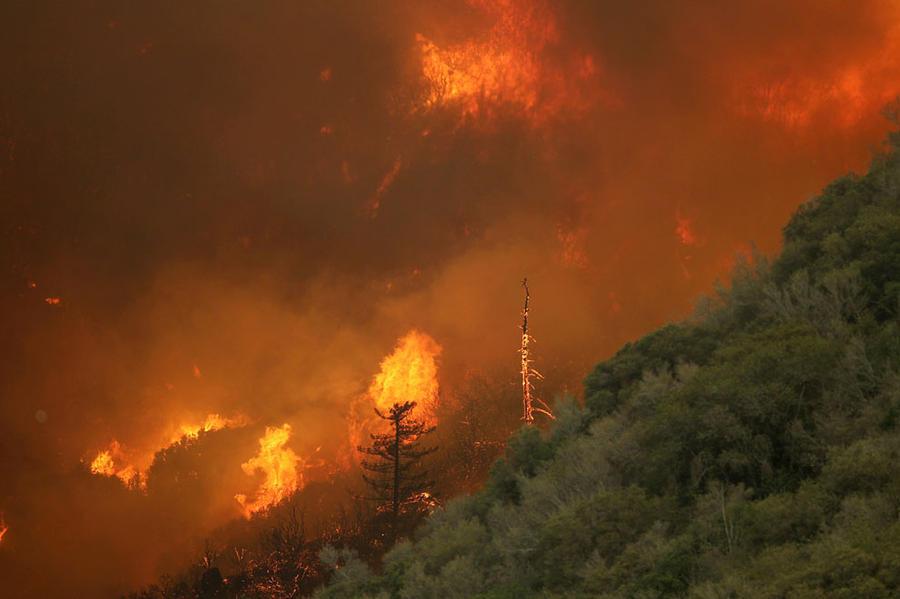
[314,128,900,597]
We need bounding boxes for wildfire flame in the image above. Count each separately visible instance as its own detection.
[734,17,900,132]
[235,424,302,517]
[88,413,246,490]
[415,0,600,123]
[89,441,145,489]
[174,412,245,443]
[368,330,442,420]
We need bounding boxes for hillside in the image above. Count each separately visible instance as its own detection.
[314,128,900,598]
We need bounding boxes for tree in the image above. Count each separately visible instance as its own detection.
[358,401,436,543]
[519,278,553,424]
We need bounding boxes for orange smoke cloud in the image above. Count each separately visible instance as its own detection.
[5,1,900,596]
[235,424,302,517]
[675,214,697,246]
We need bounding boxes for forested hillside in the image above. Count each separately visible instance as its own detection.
[315,127,900,598]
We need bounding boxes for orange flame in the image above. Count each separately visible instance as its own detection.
[415,0,602,123]
[368,330,442,420]
[0,513,7,544]
[89,441,145,489]
[734,18,900,132]
[235,424,301,517]
[417,1,553,116]
[173,412,245,443]
[87,414,245,490]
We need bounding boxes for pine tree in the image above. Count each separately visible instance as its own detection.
[358,401,436,543]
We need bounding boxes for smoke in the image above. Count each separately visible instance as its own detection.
[2,0,899,595]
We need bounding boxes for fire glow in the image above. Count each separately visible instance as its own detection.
[368,330,442,420]
[173,412,246,443]
[415,0,599,122]
[88,413,247,490]
[89,440,145,489]
[8,2,900,595]
[235,424,302,517]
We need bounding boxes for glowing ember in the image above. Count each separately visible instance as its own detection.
[368,330,442,420]
[44,297,61,305]
[235,424,302,517]
[0,513,7,544]
[368,157,402,217]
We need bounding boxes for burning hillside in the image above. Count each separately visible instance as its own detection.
[413,0,602,122]
[2,0,900,596]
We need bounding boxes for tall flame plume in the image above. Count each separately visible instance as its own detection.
[235,424,302,517]
[368,330,442,420]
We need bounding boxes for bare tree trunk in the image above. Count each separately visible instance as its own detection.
[521,278,534,424]
[520,278,553,424]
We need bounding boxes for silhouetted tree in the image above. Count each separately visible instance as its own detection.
[358,401,436,543]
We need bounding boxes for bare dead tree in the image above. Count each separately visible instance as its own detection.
[520,278,553,424]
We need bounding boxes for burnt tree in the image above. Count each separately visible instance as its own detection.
[358,401,436,543]
[520,278,553,424]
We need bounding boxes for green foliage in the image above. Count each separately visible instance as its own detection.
[584,324,721,418]
[316,131,900,597]
[315,545,376,599]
